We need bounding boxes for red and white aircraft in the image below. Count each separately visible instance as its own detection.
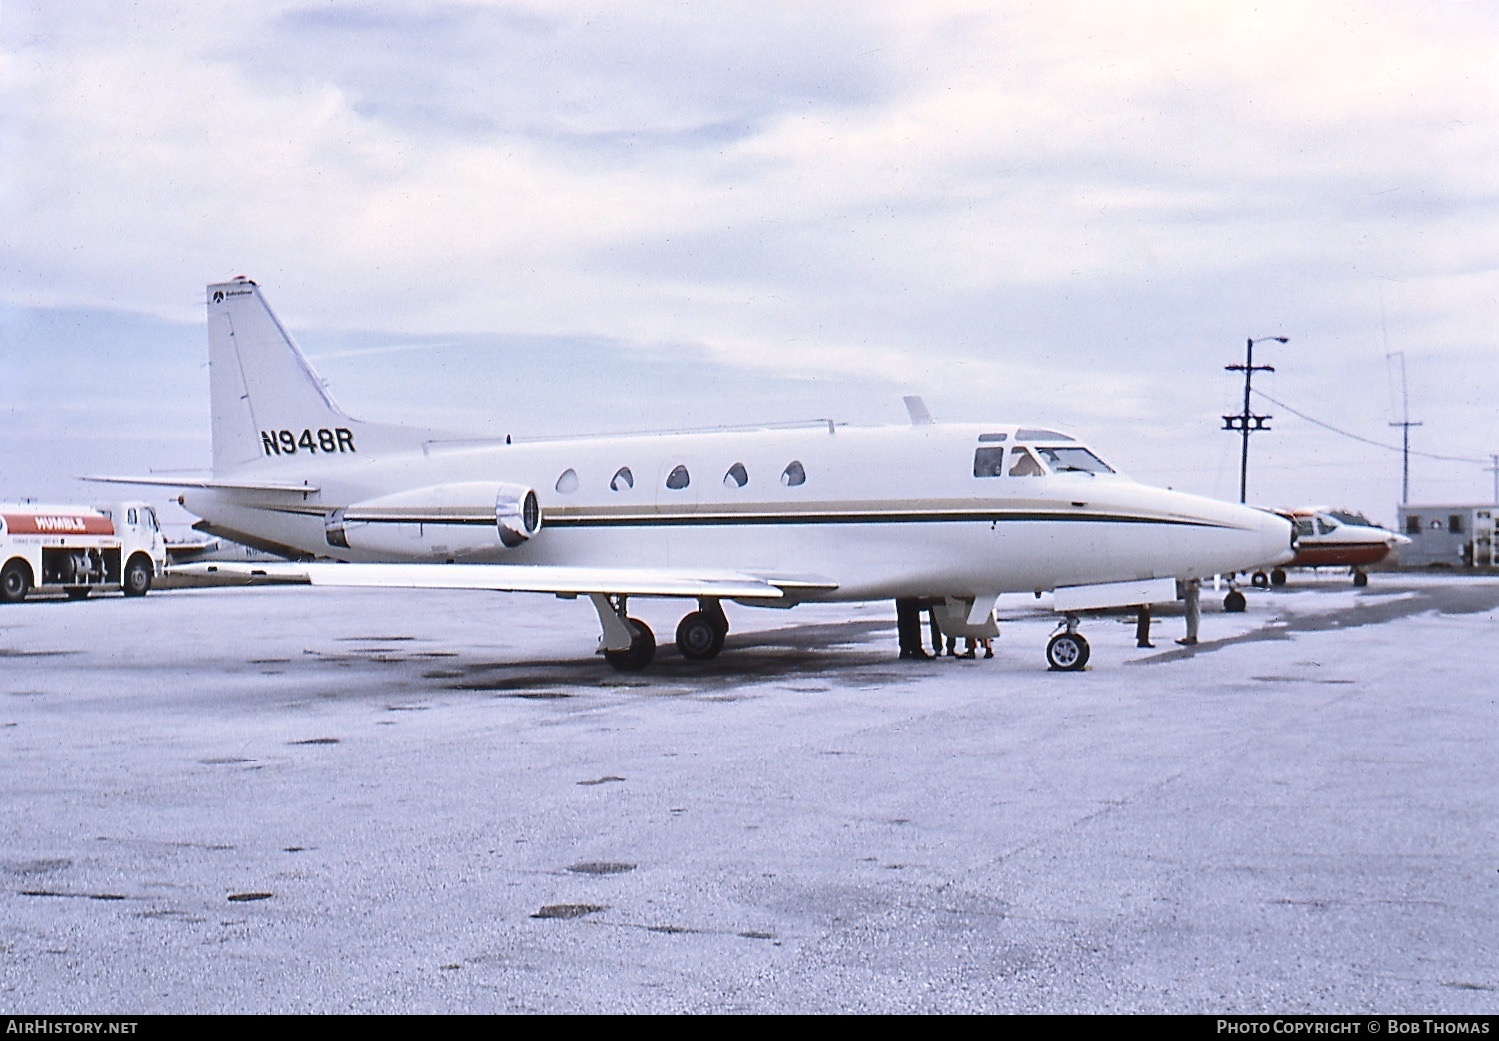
[1250,507,1408,588]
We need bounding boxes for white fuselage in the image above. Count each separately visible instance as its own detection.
[186,422,1293,604]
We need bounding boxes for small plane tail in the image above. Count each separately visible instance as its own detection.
[207,279,439,472]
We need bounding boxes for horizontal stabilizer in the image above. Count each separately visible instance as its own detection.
[169,561,818,600]
[84,474,321,493]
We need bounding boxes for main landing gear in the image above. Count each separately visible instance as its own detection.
[1046,615,1090,671]
[675,600,728,662]
[1251,568,1289,588]
[591,595,730,672]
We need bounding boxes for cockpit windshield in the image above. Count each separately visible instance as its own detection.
[973,440,1117,478]
[1033,446,1114,475]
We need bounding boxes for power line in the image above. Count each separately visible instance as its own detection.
[1252,389,1488,465]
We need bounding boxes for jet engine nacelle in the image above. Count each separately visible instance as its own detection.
[325,481,542,559]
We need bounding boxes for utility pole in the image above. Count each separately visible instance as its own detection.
[1387,419,1423,504]
[1488,453,1498,505]
[1223,336,1287,503]
[1386,351,1422,506]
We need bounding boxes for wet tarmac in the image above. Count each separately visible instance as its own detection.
[1,575,1496,1012]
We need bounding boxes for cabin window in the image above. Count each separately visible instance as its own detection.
[1035,446,1113,475]
[1008,447,1044,477]
[973,447,1006,478]
[978,432,1007,443]
[665,465,691,490]
[1405,515,1421,535]
[555,468,579,494]
[724,462,749,489]
[781,460,806,487]
[1015,428,1073,442]
[1449,514,1464,535]
[610,466,634,491]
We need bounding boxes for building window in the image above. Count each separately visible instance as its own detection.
[1405,515,1421,535]
[781,460,806,487]
[665,465,691,490]
[723,462,748,489]
[610,466,634,491]
[1449,515,1465,535]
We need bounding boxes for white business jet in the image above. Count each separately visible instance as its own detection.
[93,278,1293,671]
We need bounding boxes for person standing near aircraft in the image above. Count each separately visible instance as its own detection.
[897,598,929,659]
[1135,604,1154,648]
[1177,578,1201,646]
[926,601,946,657]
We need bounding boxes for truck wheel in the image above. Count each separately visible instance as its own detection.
[1,560,32,604]
[123,556,153,597]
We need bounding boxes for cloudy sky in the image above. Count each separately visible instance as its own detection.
[3,0,1497,525]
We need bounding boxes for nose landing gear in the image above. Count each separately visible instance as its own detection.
[1046,615,1090,671]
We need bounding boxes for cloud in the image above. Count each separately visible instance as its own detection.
[3,0,1496,516]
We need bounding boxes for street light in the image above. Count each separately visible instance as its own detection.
[1223,336,1288,504]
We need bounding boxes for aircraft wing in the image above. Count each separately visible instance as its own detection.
[170,561,837,601]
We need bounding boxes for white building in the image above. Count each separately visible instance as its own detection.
[1396,503,1498,567]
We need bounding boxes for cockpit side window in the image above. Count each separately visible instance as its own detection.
[1008,447,1044,477]
[1034,446,1114,475]
[1315,517,1336,535]
[1295,518,1316,538]
[973,446,1006,478]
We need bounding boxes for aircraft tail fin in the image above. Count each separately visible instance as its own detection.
[207,279,439,472]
